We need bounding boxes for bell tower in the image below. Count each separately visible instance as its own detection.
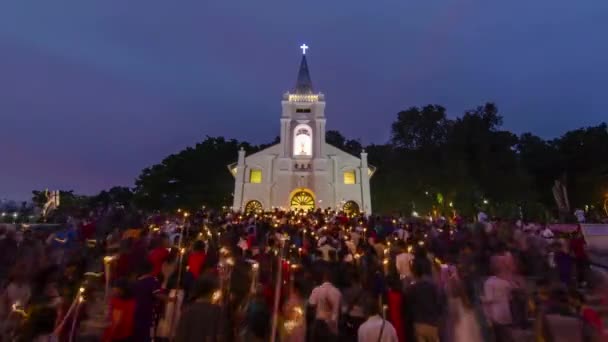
[280,45,326,160]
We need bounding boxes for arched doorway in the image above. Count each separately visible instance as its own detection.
[343,200,360,215]
[245,200,263,213]
[290,189,315,211]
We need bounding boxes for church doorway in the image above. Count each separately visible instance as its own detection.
[245,200,263,213]
[289,189,315,211]
[343,200,360,215]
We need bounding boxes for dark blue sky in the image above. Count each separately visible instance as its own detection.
[1,1,607,200]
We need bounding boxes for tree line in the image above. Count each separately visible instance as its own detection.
[31,102,608,222]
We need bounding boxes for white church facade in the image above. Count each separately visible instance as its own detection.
[229,46,374,214]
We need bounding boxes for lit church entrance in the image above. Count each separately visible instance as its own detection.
[290,189,315,211]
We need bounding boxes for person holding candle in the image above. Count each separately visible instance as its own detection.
[175,273,227,342]
[132,261,163,342]
[404,257,442,342]
[102,278,135,342]
[308,268,342,339]
[357,295,398,342]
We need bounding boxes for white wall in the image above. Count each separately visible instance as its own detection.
[236,142,371,212]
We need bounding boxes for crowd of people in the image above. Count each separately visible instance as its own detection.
[0,206,606,342]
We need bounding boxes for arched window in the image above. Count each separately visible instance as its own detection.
[290,191,315,211]
[245,200,263,213]
[343,201,360,215]
[293,124,312,156]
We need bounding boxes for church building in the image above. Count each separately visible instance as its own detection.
[229,45,374,214]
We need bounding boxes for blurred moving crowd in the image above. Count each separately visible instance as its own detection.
[0,207,606,342]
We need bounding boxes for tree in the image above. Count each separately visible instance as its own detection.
[553,123,608,210]
[391,105,450,149]
[444,103,535,217]
[517,133,561,208]
[91,103,605,221]
[90,186,134,208]
[31,189,90,221]
[326,130,363,155]
[133,136,274,211]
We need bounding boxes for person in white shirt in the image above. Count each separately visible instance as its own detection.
[357,296,398,342]
[318,237,337,262]
[308,270,342,336]
[395,242,414,282]
[481,275,514,341]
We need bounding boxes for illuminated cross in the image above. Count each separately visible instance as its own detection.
[300,44,309,55]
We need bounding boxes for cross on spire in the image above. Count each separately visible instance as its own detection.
[300,44,309,55]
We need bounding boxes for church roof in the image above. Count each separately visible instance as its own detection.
[294,55,314,95]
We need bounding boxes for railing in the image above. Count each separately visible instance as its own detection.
[288,94,319,102]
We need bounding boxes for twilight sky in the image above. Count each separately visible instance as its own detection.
[1,0,607,201]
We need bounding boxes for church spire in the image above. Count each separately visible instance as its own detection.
[294,44,313,95]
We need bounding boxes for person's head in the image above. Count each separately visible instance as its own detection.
[111,278,132,299]
[193,240,205,252]
[363,294,381,317]
[397,240,406,250]
[159,234,170,248]
[120,238,133,252]
[411,257,431,278]
[292,277,306,297]
[387,275,402,292]
[413,245,427,258]
[461,242,474,255]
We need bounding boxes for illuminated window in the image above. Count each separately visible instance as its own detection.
[290,191,315,211]
[343,201,360,215]
[344,171,356,184]
[245,200,263,213]
[250,169,262,183]
[293,124,312,156]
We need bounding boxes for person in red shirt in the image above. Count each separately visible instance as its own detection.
[148,235,170,277]
[387,276,406,342]
[114,239,134,280]
[187,240,207,280]
[103,279,136,342]
[569,230,588,286]
[80,219,96,242]
[570,289,605,339]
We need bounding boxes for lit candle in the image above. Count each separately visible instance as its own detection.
[383,258,389,275]
[103,256,115,300]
